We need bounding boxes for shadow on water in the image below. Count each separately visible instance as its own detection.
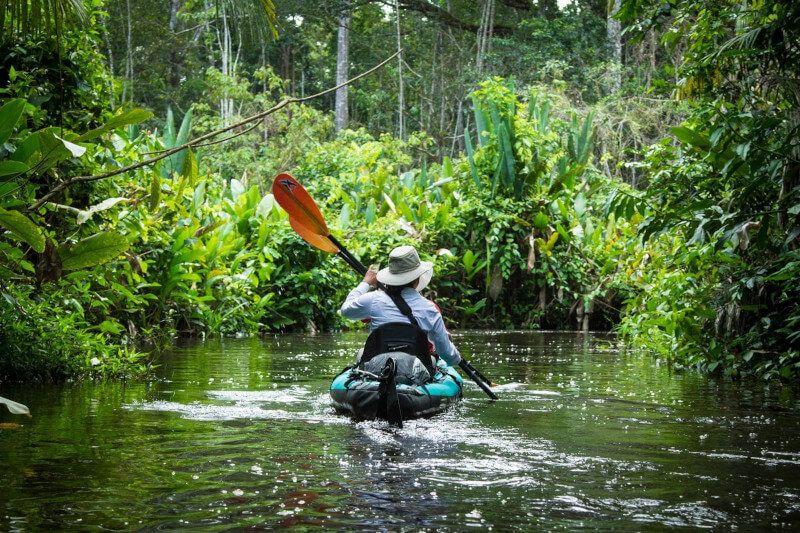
[2,331,800,530]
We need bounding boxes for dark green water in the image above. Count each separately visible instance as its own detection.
[2,331,800,531]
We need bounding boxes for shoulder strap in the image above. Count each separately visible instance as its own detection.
[385,290,419,327]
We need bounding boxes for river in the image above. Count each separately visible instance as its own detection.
[2,331,800,530]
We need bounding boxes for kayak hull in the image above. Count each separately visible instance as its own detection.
[330,360,463,421]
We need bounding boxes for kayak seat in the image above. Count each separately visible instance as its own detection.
[361,322,435,378]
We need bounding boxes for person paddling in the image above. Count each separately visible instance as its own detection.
[340,245,462,368]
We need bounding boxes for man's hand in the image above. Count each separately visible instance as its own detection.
[363,267,378,288]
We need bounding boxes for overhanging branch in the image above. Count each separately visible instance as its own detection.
[26,50,401,213]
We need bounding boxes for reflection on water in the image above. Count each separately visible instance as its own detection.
[2,331,800,530]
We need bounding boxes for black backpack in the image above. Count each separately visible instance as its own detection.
[360,321,436,379]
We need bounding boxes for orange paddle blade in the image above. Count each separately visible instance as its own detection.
[290,217,339,253]
[272,173,330,237]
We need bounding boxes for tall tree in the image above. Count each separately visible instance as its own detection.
[607,0,622,92]
[395,0,405,140]
[335,0,350,132]
[476,0,496,74]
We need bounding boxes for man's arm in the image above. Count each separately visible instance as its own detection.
[427,313,461,366]
[340,268,378,320]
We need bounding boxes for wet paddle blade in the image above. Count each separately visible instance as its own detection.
[290,216,339,253]
[272,173,330,237]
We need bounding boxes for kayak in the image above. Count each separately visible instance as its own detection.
[330,355,463,422]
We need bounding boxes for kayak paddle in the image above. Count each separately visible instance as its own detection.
[271,173,498,401]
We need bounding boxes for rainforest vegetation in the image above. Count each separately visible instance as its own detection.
[0,0,797,382]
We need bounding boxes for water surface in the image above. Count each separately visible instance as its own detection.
[2,331,800,530]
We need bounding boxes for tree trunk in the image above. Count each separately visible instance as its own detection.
[476,0,495,74]
[607,0,622,93]
[583,299,592,331]
[335,0,350,133]
[394,0,405,140]
[100,12,116,110]
[122,0,133,104]
[168,0,181,88]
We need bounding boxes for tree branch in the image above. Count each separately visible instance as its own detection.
[396,0,514,37]
[25,50,401,214]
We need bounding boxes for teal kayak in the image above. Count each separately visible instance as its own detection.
[330,358,463,422]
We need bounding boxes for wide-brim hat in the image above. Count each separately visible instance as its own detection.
[377,245,433,291]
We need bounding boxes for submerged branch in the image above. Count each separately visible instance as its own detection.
[26,50,401,214]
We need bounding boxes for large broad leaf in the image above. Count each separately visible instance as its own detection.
[671,126,711,151]
[162,108,193,177]
[10,131,41,164]
[533,211,549,231]
[170,108,193,175]
[181,147,198,188]
[150,173,161,212]
[442,156,454,179]
[0,160,29,179]
[230,178,245,200]
[76,197,129,225]
[0,208,45,253]
[255,194,274,218]
[58,232,130,271]
[0,396,30,416]
[76,108,153,142]
[464,129,481,188]
[31,129,87,172]
[0,99,26,145]
[53,134,86,157]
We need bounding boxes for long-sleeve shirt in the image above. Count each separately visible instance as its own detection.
[340,282,461,366]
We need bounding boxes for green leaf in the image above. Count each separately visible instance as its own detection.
[76,197,128,225]
[574,193,587,218]
[39,130,86,166]
[365,199,376,226]
[556,223,571,243]
[164,107,176,148]
[339,202,351,230]
[0,208,45,252]
[230,178,245,199]
[98,320,122,334]
[442,156,454,178]
[256,194,274,218]
[533,211,549,231]
[169,108,193,175]
[192,181,206,215]
[396,199,417,223]
[464,130,481,188]
[671,126,710,151]
[76,108,153,142]
[181,147,198,188]
[10,131,41,164]
[150,173,161,212]
[58,232,130,271]
[0,160,28,179]
[0,99,26,145]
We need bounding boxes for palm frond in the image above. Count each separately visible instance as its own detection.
[1,0,88,39]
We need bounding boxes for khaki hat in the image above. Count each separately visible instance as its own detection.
[377,245,433,291]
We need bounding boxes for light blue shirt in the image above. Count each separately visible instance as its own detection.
[340,282,462,366]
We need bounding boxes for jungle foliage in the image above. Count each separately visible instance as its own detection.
[0,0,797,382]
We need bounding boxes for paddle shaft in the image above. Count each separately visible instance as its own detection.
[328,235,389,291]
[459,360,498,400]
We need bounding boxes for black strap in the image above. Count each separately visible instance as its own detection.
[377,358,403,427]
[384,290,438,376]
[385,290,420,327]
